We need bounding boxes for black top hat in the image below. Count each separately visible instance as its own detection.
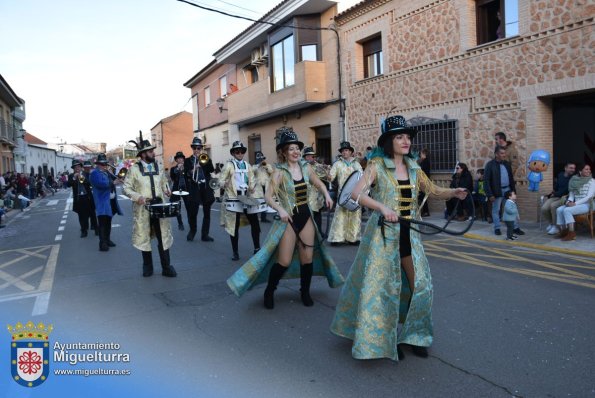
[302,146,316,156]
[95,153,109,165]
[174,151,185,160]
[338,141,354,153]
[255,151,266,164]
[276,127,304,151]
[83,160,93,168]
[128,130,156,156]
[71,159,83,168]
[377,115,417,148]
[190,137,203,148]
[230,141,247,155]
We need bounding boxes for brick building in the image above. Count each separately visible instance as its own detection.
[336,0,594,220]
[150,111,194,173]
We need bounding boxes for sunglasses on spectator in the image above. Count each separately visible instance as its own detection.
[232,150,242,154]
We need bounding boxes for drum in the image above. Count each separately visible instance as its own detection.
[246,198,268,214]
[171,190,189,196]
[224,199,244,213]
[338,170,363,211]
[145,202,181,218]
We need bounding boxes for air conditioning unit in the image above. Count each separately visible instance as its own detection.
[251,49,261,64]
[260,44,269,59]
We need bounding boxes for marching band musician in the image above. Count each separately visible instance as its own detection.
[253,151,273,223]
[302,147,326,234]
[89,153,122,252]
[82,160,99,235]
[219,141,260,261]
[169,151,186,231]
[123,136,177,278]
[67,159,97,238]
[227,128,344,309]
[328,141,363,245]
[183,137,215,242]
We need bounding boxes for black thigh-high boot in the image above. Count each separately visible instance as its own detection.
[300,263,314,307]
[142,251,153,277]
[263,263,288,309]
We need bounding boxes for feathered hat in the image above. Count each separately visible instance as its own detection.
[128,130,156,157]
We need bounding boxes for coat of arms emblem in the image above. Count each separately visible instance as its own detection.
[7,321,53,387]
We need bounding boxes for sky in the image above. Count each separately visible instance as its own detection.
[0,0,288,149]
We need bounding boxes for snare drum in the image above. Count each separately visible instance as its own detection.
[145,202,181,218]
[224,199,244,213]
[246,198,268,214]
[338,170,363,211]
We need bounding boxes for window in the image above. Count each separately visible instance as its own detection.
[363,36,383,79]
[219,75,227,98]
[271,35,295,91]
[251,67,259,83]
[476,0,518,45]
[409,118,458,173]
[204,87,211,106]
[301,44,317,61]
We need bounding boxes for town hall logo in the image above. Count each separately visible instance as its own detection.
[7,321,53,387]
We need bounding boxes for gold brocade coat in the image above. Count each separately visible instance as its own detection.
[252,163,273,199]
[328,159,363,243]
[123,163,173,252]
[219,159,256,236]
[330,156,453,360]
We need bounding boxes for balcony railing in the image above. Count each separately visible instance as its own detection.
[228,61,331,125]
[0,118,17,145]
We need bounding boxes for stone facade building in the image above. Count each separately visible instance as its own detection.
[336,0,594,220]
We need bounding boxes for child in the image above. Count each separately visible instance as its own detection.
[502,190,519,241]
[473,169,489,221]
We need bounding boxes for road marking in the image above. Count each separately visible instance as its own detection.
[62,215,68,219]
[60,220,66,224]
[112,224,121,228]
[66,198,73,204]
[54,235,62,241]
[22,215,30,219]
[46,200,59,206]
[58,226,65,231]
[32,244,60,316]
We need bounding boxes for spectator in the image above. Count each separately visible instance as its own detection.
[418,148,431,217]
[446,162,473,221]
[484,146,525,236]
[473,168,489,222]
[0,173,5,190]
[555,164,595,241]
[502,191,520,241]
[543,162,576,235]
[0,192,5,228]
[495,131,520,178]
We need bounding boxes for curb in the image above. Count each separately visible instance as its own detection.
[464,233,595,259]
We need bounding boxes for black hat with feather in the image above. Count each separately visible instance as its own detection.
[129,130,156,157]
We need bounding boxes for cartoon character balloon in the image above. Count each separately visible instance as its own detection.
[527,150,550,191]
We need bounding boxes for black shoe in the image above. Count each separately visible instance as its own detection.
[107,240,116,247]
[94,229,99,236]
[143,267,153,277]
[201,236,214,242]
[232,252,240,261]
[178,224,184,231]
[186,231,196,241]
[494,229,502,236]
[162,266,177,277]
[514,228,525,236]
[254,247,260,254]
[397,344,405,360]
[0,225,5,229]
[80,231,88,238]
[330,242,341,246]
[348,241,360,246]
[411,345,429,358]
[99,243,109,252]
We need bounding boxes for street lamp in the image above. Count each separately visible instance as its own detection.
[216,97,228,113]
[18,129,26,139]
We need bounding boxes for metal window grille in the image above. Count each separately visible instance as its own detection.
[409,117,458,173]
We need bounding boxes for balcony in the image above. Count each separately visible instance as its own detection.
[0,118,17,146]
[228,61,331,126]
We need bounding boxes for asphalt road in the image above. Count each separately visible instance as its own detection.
[1,188,594,398]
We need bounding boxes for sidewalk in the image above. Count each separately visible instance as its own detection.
[420,214,594,258]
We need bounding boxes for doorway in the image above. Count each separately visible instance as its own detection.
[314,125,331,165]
[248,135,261,165]
[552,92,595,176]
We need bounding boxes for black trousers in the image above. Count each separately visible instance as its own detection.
[76,197,97,231]
[171,195,184,227]
[97,215,112,246]
[143,216,170,267]
[230,211,260,253]
[183,189,213,238]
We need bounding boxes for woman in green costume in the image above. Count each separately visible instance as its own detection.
[330,115,468,361]
[227,128,344,309]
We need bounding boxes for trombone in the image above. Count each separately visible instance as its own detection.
[192,151,210,182]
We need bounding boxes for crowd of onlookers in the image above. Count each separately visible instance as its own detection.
[0,171,71,227]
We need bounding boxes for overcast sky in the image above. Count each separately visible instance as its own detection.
[0,0,293,148]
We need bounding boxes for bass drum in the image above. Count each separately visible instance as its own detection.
[338,170,363,211]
